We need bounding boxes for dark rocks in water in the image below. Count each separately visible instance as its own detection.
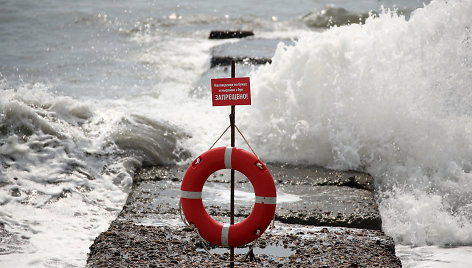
[303,6,371,28]
[303,6,413,28]
[210,56,271,68]
[0,223,29,255]
[209,30,254,39]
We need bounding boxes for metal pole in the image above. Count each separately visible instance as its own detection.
[229,60,235,268]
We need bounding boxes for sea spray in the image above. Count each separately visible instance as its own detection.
[0,0,466,266]
[0,83,186,266]
[244,0,472,246]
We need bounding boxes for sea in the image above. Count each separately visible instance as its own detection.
[1,0,472,267]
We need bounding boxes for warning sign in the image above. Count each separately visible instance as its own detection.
[211,77,251,106]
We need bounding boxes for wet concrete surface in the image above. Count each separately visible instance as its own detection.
[87,219,400,267]
[210,38,295,68]
[86,164,401,267]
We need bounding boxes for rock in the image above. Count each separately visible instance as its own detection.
[209,30,254,39]
[0,223,28,255]
[302,7,370,28]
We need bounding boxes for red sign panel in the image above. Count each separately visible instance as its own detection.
[211,77,251,106]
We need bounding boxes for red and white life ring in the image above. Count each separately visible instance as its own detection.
[180,146,276,247]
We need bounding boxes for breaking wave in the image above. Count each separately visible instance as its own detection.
[245,0,472,246]
[0,82,185,266]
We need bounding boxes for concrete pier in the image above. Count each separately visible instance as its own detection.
[86,164,401,267]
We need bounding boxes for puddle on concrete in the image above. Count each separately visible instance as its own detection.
[197,245,295,258]
[201,169,301,206]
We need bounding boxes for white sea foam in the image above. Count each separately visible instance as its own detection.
[1,0,469,266]
[242,0,472,246]
[396,245,472,268]
[0,83,184,266]
[0,84,130,266]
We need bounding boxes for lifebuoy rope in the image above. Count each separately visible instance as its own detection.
[207,124,259,159]
[208,125,230,151]
[235,125,259,159]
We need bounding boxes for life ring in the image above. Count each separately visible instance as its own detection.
[180,146,276,247]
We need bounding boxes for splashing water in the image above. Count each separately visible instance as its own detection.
[0,83,184,266]
[244,0,472,247]
[1,0,471,266]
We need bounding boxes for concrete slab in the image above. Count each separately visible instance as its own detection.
[123,165,381,230]
[210,38,295,67]
[87,219,400,267]
[86,165,400,267]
